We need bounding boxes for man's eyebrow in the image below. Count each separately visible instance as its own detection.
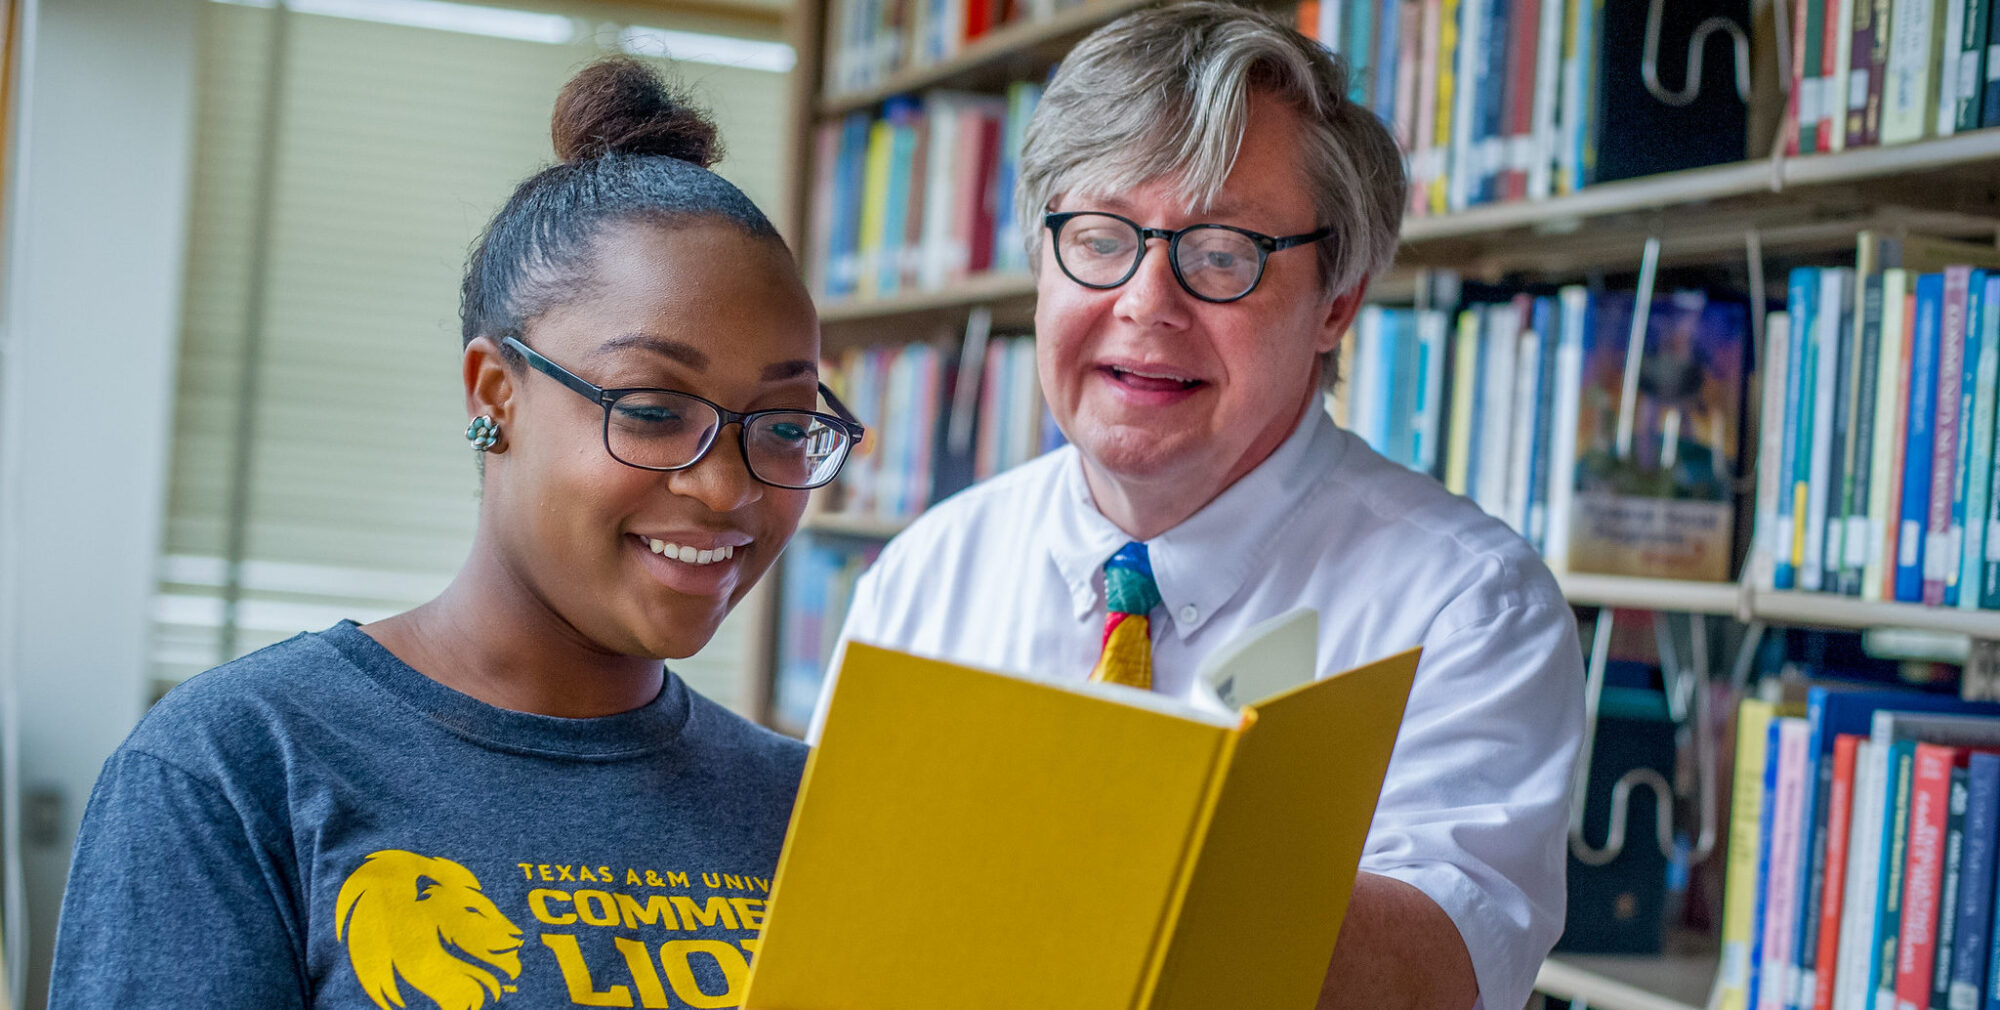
[764,359,818,381]
[595,333,710,370]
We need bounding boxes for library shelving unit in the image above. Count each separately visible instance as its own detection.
[772,0,2000,1007]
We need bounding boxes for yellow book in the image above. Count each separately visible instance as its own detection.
[1445,308,1480,496]
[855,118,894,299]
[1714,696,1807,1010]
[743,612,1419,1010]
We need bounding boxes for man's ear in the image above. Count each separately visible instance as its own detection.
[464,336,517,431]
[1316,283,1368,356]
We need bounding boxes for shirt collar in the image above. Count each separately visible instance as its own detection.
[1047,403,1343,633]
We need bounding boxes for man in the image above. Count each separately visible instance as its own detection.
[812,5,1584,1008]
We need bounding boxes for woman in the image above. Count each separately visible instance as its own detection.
[49,59,856,1010]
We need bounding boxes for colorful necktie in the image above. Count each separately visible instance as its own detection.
[1089,541,1161,690]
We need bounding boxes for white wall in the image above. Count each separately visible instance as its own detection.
[0,0,200,1003]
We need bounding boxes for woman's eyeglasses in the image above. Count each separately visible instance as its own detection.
[500,335,865,490]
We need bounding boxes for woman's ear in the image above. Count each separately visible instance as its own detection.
[464,336,517,442]
[1316,284,1368,356]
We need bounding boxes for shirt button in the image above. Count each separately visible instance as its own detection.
[1178,604,1199,624]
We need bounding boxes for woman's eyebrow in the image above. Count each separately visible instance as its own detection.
[764,359,818,381]
[595,332,709,370]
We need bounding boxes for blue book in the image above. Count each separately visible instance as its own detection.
[1900,274,1947,602]
[1526,297,1560,550]
[1963,277,2000,611]
[1346,0,1376,106]
[1870,740,1921,1010]
[1373,0,1401,126]
[1951,273,1989,605]
[1475,0,1510,204]
[1953,753,2000,1010]
[1748,716,1787,1010]
[1465,306,1495,497]
[1936,767,1972,1010]
[1778,268,1819,590]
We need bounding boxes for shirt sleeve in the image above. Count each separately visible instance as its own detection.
[1357,599,1584,1010]
[50,748,307,1010]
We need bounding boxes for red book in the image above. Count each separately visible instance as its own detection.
[1811,733,1863,1010]
[1924,267,1972,605]
[1884,290,1916,600]
[1894,742,1960,1010]
[1499,0,1539,201]
[1818,0,1842,145]
[964,110,1003,275]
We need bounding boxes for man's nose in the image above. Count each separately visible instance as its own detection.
[1112,238,1192,329]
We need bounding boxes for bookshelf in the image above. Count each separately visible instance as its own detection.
[776,0,2000,1008]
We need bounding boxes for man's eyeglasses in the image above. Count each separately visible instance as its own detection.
[500,335,866,490]
[1042,211,1334,304]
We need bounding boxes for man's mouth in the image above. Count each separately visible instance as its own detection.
[1102,365,1204,392]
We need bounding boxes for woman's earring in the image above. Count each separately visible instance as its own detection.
[465,415,502,452]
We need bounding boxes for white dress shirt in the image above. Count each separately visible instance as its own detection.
[811,403,1585,1010]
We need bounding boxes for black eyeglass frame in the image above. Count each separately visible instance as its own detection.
[499,334,866,490]
[1042,210,1335,304]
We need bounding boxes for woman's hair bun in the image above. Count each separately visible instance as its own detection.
[551,58,723,168]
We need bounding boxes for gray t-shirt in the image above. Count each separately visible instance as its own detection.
[50,620,807,1010]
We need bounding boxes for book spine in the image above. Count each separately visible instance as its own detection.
[1865,0,1894,143]
[1446,308,1480,495]
[1797,692,1840,1010]
[1395,0,1424,151]
[1887,286,1920,600]
[1986,0,2000,128]
[1781,268,1822,590]
[1956,0,1988,129]
[1940,0,1969,136]
[1448,0,1480,210]
[1762,313,1797,589]
[1960,276,2000,608]
[1799,0,1822,153]
[1725,700,1784,1010]
[1815,734,1864,1010]
[1881,0,1939,144]
[1500,0,1537,201]
[1947,752,1998,1010]
[1837,741,1885,1010]
[1505,305,1539,531]
[1849,0,1880,142]
[1827,270,1859,591]
[1544,289,1587,571]
[1527,0,1563,200]
[1900,274,1944,603]
[1928,268,1972,604]
[1431,0,1460,214]
[1376,0,1404,126]
[1527,297,1560,547]
[1765,720,1814,1010]
[1894,743,1957,1010]
[1928,768,1969,1010]
[1875,741,1919,1010]
[1850,275,1888,593]
[1806,271,1844,591]
[1950,274,1988,605]
[1834,0,1858,149]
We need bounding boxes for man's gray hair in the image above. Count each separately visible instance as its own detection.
[1016,1,1407,388]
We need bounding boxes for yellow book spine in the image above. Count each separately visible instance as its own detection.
[856,119,894,299]
[1716,697,1777,1010]
[1428,0,1458,216]
[1446,309,1479,496]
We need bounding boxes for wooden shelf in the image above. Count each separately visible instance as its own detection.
[818,271,1036,345]
[1557,573,1743,616]
[802,511,912,540]
[1534,947,1716,1010]
[1744,588,2000,639]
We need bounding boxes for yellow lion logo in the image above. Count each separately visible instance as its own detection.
[335,850,525,1010]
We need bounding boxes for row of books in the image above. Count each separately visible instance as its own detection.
[1339,288,1748,582]
[1751,235,2000,610]
[1786,0,2000,155]
[819,333,1063,524]
[1295,0,1752,217]
[824,0,1072,96]
[1718,688,2000,1010]
[808,84,1041,303]
[774,535,880,732]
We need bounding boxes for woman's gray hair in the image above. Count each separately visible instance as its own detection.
[1016,0,1407,387]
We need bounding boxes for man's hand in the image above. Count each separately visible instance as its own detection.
[1317,872,1478,1010]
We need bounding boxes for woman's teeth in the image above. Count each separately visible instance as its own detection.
[646,539,736,565]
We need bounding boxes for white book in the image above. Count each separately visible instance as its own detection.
[1449,0,1483,212]
[1350,307,1383,449]
[1864,270,1913,600]
[1505,325,1541,534]
[1834,739,1884,1010]
[917,93,961,291]
[1833,0,1857,150]
[1415,310,1451,474]
[1476,304,1522,517]
[1544,287,1589,571]
[1938,0,1966,136]
[1757,313,1794,588]
[1527,0,1565,200]
[1881,0,1941,144]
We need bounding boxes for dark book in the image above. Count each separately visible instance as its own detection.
[1586,0,1749,183]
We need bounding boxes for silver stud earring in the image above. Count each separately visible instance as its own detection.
[465,415,502,452]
